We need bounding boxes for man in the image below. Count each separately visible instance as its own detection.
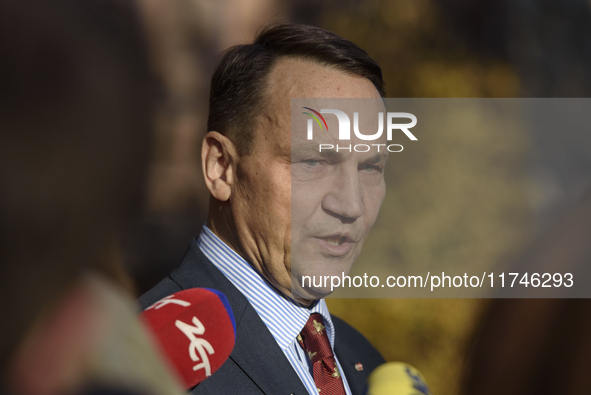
[139,23,388,395]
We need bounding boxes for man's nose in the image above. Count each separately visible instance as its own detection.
[321,165,364,222]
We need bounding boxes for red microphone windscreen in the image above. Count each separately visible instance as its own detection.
[140,288,236,389]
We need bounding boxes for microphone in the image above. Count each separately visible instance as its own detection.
[367,362,431,395]
[140,288,236,390]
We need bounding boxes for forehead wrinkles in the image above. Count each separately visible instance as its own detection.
[259,57,383,154]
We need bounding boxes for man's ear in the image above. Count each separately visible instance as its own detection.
[201,131,238,202]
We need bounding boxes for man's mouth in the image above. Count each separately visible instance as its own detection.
[324,236,348,246]
[313,234,355,256]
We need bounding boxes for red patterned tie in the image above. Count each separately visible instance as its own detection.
[297,313,346,395]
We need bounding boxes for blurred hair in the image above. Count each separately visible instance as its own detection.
[207,23,384,154]
[0,0,153,369]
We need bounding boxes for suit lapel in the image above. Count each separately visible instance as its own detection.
[230,304,308,394]
[334,344,367,395]
[170,240,308,395]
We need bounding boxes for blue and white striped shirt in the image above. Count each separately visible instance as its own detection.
[197,225,352,395]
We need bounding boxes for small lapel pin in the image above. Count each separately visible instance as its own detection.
[355,362,364,371]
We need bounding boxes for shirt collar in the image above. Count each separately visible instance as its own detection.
[197,225,335,351]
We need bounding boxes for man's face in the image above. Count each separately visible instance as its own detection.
[290,97,388,300]
[231,58,386,304]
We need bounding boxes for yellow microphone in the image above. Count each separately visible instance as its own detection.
[367,362,431,395]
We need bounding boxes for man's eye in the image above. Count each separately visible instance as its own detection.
[360,164,381,172]
[304,159,320,166]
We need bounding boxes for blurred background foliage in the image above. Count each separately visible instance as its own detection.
[322,2,528,394]
[129,0,591,394]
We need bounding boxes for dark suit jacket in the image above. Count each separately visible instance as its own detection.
[138,238,385,395]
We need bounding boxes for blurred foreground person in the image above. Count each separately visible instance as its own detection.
[462,188,591,395]
[0,1,181,395]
